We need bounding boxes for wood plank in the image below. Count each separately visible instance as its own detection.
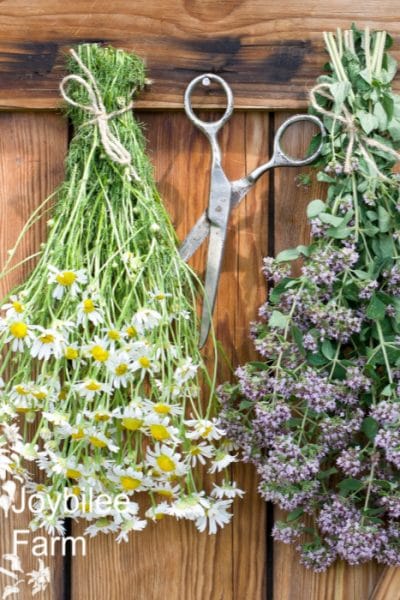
[272,112,384,600]
[0,112,68,599]
[0,1,400,109]
[370,567,400,600]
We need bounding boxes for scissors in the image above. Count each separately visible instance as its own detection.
[179,73,324,348]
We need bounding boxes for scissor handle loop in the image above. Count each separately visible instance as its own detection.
[273,114,325,167]
[184,73,234,136]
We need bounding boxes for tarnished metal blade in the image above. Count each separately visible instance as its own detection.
[199,224,228,348]
[179,212,210,262]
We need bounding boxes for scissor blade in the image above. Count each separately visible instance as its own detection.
[179,212,210,262]
[199,223,228,348]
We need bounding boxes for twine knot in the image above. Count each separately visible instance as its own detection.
[60,48,140,182]
[309,82,400,183]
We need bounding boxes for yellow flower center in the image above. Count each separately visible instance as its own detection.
[89,436,107,448]
[150,424,170,441]
[120,476,141,491]
[71,428,84,440]
[33,390,47,400]
[12,300,24,313]
[65,346,78,360]
[66,468,82,480]
[155,293,165,300]
[94,412,110,422]
[85,380,102,392]
[107,329,120,341]
[56,271,77,286]
[156,489,174,499]
[15,385,29,396]
[190,445,201,456]
[126,326,137,338]
[155,513,165,520]
[156,455,175,472]
[40,333,55,344]
[201,425,213,438]
[16,407,30,414]
[154,403,171,415]
[72,486,81,496]
[9,321,28,339]
[83,299,95,313]
[115,363,128,376]
[58,389,68,400]
[138,356,150,369]
[122,417,143,431]
[90,345,109,362]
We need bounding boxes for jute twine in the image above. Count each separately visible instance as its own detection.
[60,49,140,182]
[309,82,400,183]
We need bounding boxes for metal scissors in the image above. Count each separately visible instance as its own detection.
[179,73,324,347]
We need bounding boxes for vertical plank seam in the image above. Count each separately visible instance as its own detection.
[265,110,276,600]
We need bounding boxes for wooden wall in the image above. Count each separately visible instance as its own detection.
[0,2,399,598]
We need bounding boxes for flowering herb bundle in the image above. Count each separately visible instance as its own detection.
[0,44,241,540]
[219,27,400,571]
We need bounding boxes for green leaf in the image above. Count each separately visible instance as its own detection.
[338,478,364,496]
[275,248,300,263]
[318,212,344,227]
[373,102,387,130]
[357,110,379,134]
[287,507,304,522]
[378,206,391,233]
[366,294,387,320]
[321,339,336,360]
[331,81,351,112]
[326,226,352,239]
[268,310,289,330]
[361,417,379,441]
[307,199,326,219]
[239,400,254,410]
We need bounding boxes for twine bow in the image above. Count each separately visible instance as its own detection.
[60,49,140,182]
[309,82,400,183]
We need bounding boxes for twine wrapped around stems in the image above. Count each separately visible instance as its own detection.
[60,48,140,182]
[309,82,400,183]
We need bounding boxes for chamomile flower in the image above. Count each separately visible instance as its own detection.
[145,502,171,522]
[114,405,145,432]
[75,379,111,401]
[85,518,119,537]
[9,383,35,403]
[144,415,180,443]
[4,319,34,351]
[86,428,119,453]
[211,481,245,500]
[106,351,132,388]
[63,342,80,366]
[115,516,147,542]
[149,290,172,302]
[86,337,110,364]
[208,450,238,474]
[174,358,198,385]
[48,265,87,299]
[132,308,162,333]
[185,418,225,441]
[108,466,146,493]
[186,441,214,467]
[77,298,103,326]
[144,399,183,418]
[1,295,26,319]
[169,494,207,520]
[146,444,188,477]
[102,327,124,349]
[194,498,233,534]
[151,482,180,500]
[30,327,65,360]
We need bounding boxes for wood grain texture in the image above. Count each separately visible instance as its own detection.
[70,110,267,599]
[0,112,67,600]
[370,567,400,600]
[272,112,385,600]
[0,1,400,109]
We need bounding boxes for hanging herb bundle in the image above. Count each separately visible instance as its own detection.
[0,44,241,540]
[219,27,400,571]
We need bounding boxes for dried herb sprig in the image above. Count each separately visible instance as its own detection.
[219,26,400,571]
[0,44,240,539]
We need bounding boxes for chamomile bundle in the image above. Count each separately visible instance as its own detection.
[0,44,240,539]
